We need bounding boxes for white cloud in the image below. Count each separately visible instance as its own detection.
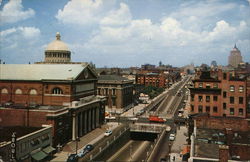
[0,26,42,64]
[56,0,115,25]
[100,3,131,26]
[0,26,41,48]
[248,0,250,5]
[0,0,35,24]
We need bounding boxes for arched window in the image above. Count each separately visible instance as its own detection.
[15,89,22,94]
[1,88,8,94]
[52,88,63,94]
[29,89,38,95]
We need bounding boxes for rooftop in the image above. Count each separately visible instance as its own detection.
[98,75,133,84]
[0,64,87,81]
[194,128,250,160]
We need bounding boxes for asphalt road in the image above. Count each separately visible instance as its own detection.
[106,140,153,162]
[98,76,192,162]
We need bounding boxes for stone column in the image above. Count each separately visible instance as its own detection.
[79,112,83,137]
[88,110,91,131]
[72,113,76,141]
[96,107,99,127]
[92,108,95,129]
[84,111,87,134]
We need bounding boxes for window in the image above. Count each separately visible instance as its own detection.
[198,96,203,102]
[15,89,22,94]
[230,108,234,115]
[199,83,203,88]
[239,86,244,92]
[230,85,235,92]
[206,96,210,102]
[213,83,218,88]
[239,97,243,104]
[52,88,63,94]
[198,105,203,113]
[223,91,227,98]
[191,94,194,101]
[213,96,218,101]
[223,103,227,110]
[213,106,218,113]
[206,84,210,89]
[223,73,227,80]
[239,108,243,115]
[112,89,116,95]
[1,88,8,94]
[29,89,37,95]
[230,97,234,104]
[191,105,194,112]
[206,106,210,112]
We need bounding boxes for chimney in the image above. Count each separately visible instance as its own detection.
[219,145,229,162]
[226,128,233,145]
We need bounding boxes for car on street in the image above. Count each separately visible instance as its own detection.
[104,130,112,136]
[169,133,176,141]
[78,144,94,157]
[67,153,78,162]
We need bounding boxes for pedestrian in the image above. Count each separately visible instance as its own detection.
[173,156,175,161]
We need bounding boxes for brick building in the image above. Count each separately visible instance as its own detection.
[136,73,166,88]
[0,125,53,162]
[189,68,247,118]
[97,75,134,113]
[0,64,106,146]
[188,114,250,161]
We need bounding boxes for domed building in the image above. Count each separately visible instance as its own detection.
[44,32,71,63]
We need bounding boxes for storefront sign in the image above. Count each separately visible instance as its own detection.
[10,132,16,162]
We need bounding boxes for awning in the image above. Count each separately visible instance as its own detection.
[43,146,56,154]
[31,151,47,161]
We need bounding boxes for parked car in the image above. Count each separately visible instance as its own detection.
[67,153,78,162]
[104,130,112,136]
[78,144,94,157]
[169,133,176,141]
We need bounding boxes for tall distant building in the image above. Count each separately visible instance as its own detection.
[211,60,217,68]
[228,44,243,68]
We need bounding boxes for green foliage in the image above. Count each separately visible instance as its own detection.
[142,86,164,99]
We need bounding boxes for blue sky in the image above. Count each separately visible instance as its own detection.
[0,0,250,67]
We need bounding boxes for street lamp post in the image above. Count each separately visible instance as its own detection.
[75,138,80,154]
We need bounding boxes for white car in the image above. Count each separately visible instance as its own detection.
[169,133,175,141]
[104,130,112,136]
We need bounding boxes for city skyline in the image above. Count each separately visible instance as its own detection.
[0,0,250,67]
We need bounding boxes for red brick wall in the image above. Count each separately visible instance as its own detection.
[0,108,60,140]
[230,145,250,161]
[0,81,72,106]
[221,78,246,118]
[195,116,250,132]
[0,108,48,127]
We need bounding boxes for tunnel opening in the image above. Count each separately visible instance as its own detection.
[130,131,158,141]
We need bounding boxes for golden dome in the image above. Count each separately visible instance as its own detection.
[46,32,70,51]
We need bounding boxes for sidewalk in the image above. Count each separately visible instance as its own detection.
[169,125,188,162]
[51,122,118,162]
